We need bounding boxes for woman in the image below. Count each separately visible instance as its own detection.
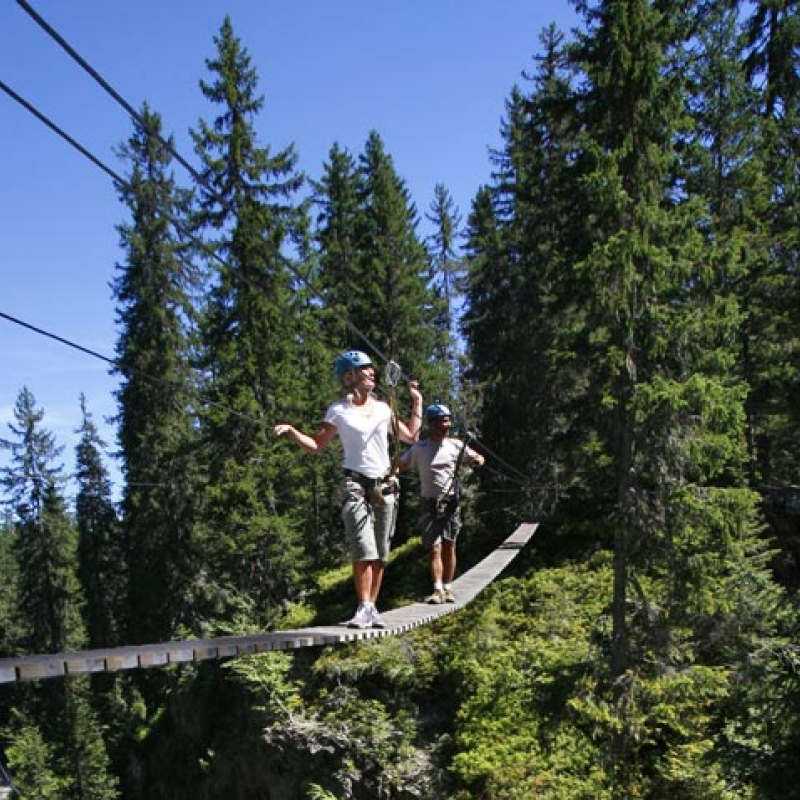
[274,350,422,628]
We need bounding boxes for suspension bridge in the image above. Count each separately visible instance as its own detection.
[0,523,537,684]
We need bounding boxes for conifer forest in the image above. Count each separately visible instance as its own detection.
[1,1,799,798]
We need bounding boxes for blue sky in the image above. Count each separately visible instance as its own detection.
[1,0,578,499]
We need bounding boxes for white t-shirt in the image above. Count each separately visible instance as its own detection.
[324,396,393,479]
[400,437,474,498]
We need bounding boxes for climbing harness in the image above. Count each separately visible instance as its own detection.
[344,469,398,508]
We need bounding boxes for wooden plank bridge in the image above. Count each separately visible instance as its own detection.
[0,523,537,684]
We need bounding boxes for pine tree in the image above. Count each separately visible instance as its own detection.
[0,511,19,656]
[354,131,445,393]
[565,0,782,793]
[74,394,125,648]
[0,387,84,654]
[191,17,309,625]
[740,0,800,488]
[114,107,200,644]
[424,182,464,396]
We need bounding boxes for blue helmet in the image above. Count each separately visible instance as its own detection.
[334,350,373,379]
[425,403,452,421]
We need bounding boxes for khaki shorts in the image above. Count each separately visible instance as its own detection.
[341,476,398,562]
[420,498,462,549]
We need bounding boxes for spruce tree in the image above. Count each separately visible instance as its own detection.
[314,132,447,419]
[462,184,525,535]
[354,131,445,393]
[424,182,464,396]
[74,394,125,648]
[1,715,68,800]
[0,387,84,654]
[463,25,594,532]
[313,142,364,348]
[565,0,782,793]
[191,17,309,625]
[741,0,800,489]
[0,511,19,656]
[114,107,200,644]
[61,680,120,800]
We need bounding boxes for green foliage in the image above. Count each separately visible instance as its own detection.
[74,395,126,649]
[223,651,302,717]
[191,16,311,628]
[3,715,70,800]
[115,107,200,644]
[448,560,614,799]
[3,3,800,798]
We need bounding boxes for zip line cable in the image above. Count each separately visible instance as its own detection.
[0,78,125,187]
[0,309,116,368]
[3,21,531,488]
[15,0,224,208]
[465,435,529,485]
[0,309,272,434]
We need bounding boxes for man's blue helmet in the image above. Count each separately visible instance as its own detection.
[334,350,373,379]
[425,403,452,421]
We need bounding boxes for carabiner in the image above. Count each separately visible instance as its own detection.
[384,360,402,387]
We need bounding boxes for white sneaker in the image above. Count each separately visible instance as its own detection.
[346,605,372,628]
[370,607,387,629]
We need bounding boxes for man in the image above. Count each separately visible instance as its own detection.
[399,404,484,604]
[274,350,422,628]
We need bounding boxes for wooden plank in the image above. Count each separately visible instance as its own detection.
[104,649,141,672]
[138,649,169,669]
[65,654,106,675]
[0,523,537,683]
[16,658,66,681]
[166,643,196,664]
[192,644,221,662]
[0,665,17,683]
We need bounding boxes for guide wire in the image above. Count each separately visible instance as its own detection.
[15,0,224,207]
[0,309,266,432]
